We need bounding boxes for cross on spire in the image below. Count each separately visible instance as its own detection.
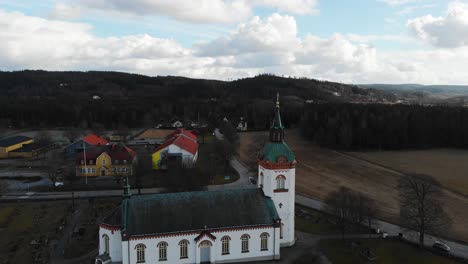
[270,93,285,142]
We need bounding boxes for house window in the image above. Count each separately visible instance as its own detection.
[81,160,84,165]
[276,175,286,189]
[179,240,189,259]
[90,160,94,165]
[135,244,146,263]
[260,233,269,251]
[102,234,110,254]
[124,160,127,164]
[221,236,230,255]
[102,159,106,165]
[158,241,168,261]
[241,234,250,253]
[115,160,119,164]
[81,168,86,174]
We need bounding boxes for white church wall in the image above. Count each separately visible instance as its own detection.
[259,165,296,247]
[213,227,279,263]
[118,226,279,264]
[99,227,122,262]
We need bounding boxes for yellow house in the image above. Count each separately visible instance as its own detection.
[0,136,35,159]
[76,143,137,177]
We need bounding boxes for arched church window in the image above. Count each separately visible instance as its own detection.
[260,233,269,251]
[276,175,286,189]
[158,242,168,261]
[102,234,109,254]
[135,243,146,263]
[179,240,189,259]
[241,234,250,253]
[221,236,230,255]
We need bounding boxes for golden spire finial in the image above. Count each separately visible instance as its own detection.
[276,92,280,108]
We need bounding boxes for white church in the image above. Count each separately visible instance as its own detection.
[96,96,296,264]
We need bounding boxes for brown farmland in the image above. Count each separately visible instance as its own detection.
[238,129,468,243]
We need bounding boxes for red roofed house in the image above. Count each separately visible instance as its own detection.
[76,143,137,177]
[64,133,109,154]
[152,129,198,170]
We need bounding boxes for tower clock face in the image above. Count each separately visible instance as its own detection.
[277,156,287,163]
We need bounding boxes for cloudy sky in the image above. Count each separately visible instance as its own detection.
[1,0,467,84]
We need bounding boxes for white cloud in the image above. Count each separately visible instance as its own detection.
[68,0,252,24]
[51,0,318,24]
[195,13,300,56]
[49,1,82,20]
[378,0,422,6]
[1,10,468,84]
[255,0,319,15]
[0,9,191,72]
[407,1,468,47]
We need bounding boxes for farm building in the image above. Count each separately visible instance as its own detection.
[64,133,108,154]
[0,135,38,158]
[76,143,137,177]
[152,129,198,170]
[130,129,175,145]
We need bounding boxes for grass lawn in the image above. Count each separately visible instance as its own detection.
[0,202,69,263]
[0,206,14,226]
[295,205,370,235]
[295,205,338,235]
[319,239,458,264]
[198,134,216,143]
[293,251,322,264]
[197,141,239,185]
[213,173,240,184]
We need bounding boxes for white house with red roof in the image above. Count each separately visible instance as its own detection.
[151,129,198,170]
[64,133,108,154]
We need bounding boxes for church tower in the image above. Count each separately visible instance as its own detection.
[258,93,296,247]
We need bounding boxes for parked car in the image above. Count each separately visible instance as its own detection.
[249,176,257,185]
[432,241,450,254]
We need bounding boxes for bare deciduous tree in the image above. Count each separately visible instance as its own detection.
[326,187,355,240]
[326,187,378,239]
[400,174,450,247]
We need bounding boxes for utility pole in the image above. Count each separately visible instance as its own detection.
[84,142,87,185]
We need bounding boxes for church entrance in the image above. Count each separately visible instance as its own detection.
[199,240,211,263]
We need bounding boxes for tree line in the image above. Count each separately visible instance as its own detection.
[0,70,390,131]
[300,103,468,151]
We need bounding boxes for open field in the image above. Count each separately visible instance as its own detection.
[0,201,69,264]
[238,129,468,243]
[350,149,468,195]
[319,239,458,264]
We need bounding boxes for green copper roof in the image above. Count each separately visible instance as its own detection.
[259,142,295,163]
[271,105,284,129]
[100,189,280,236]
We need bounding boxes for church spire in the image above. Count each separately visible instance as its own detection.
[121,176,131,233]
[270,92,285,142]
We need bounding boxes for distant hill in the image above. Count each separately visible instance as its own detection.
[0,70,393,129]
[360,84,468,99]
